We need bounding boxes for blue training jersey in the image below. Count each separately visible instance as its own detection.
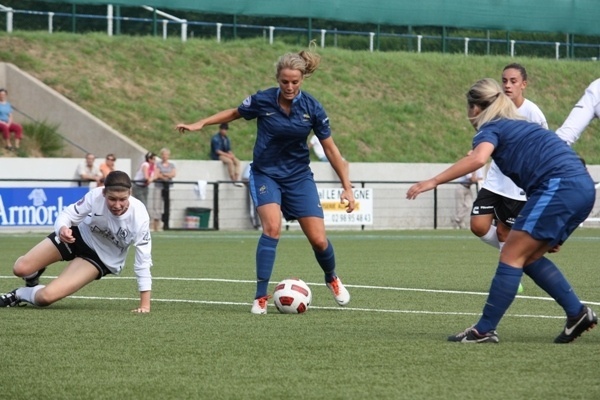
[237,87,331,181]
[473,119,588,196]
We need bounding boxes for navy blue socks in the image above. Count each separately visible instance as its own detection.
[475,262,523,333]
[255,234,279,299]
[523,257,582,317]
[314,239,336,283]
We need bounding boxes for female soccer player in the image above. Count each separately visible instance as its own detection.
[407,78,597,343]
[176,47,354,314]
[470,63,548,251]
[0,171,153,313]
[556,78,600,145]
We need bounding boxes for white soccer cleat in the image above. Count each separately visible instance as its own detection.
[250,295,270,315]
[327,276,350,306]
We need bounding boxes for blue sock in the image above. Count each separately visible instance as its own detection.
[475,262,523,334]
[255,234,278,299]
[523,257,582,317]
[314,239,336,283]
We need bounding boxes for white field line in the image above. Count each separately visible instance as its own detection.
[2,275,599,317]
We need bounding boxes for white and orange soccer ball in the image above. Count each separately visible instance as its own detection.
[273,278,312,314]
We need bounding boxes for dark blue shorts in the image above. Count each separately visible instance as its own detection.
[249,171,324,221]
[47,226,112,280]
[512,175,595,247]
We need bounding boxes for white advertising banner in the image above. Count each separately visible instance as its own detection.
[318,187,373,225]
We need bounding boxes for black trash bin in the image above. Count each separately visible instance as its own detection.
[185,207,211,229]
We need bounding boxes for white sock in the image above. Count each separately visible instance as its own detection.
[22,271,38,280]
[16,285,45,305]
[479,226,501,249]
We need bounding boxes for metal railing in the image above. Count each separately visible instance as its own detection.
[1,5,599,60]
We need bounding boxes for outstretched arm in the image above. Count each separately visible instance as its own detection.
[176,108,241,133]
[406,142,493,200]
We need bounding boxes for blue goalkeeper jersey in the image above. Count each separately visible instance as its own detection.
[473,118,587,196]
[237,87,331,181]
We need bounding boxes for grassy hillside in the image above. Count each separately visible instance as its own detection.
[0,32,599,162]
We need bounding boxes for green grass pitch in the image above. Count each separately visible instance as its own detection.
[1,229,599,399]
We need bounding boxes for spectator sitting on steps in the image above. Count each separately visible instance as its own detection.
[211,123,243,187]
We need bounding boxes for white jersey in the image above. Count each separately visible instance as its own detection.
[556,78,600,146]
[309,134,327,161]
[482,98,548,200]
[54,187,152,292]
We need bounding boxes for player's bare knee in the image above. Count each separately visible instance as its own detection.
[12,256,31,278]
[311,238,329,252]
[470,223,487,237]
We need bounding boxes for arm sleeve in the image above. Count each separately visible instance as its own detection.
[237,93,261,120]
[133,225,153,292]
[556,79,600,145]
[53,191,93,236]
[311,103,331,140]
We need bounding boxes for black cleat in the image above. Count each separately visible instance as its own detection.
[0,289,21,307]
[554,305,597,344]
[25,267,46,287]
[448,326,499,343]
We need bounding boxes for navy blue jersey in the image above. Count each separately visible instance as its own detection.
[237,87,331,181]
[473,119,587,196]
[210,133,231,160]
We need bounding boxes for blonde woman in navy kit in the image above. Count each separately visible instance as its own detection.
[177,47,354,314]
[407,78,596,344]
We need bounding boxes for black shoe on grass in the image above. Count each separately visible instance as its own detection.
[25,267,46,287]
[554,305,597,344]
[0,289,20,307]
[448,326,499,343]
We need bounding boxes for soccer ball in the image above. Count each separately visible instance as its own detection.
[273,278,312,314]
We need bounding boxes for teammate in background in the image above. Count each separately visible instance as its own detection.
[556,78,600,145]
[176,46,354,314]
[407,78,597,344]
[0,171,153,313]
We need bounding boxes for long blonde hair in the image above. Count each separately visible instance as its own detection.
[275,43,321,79]
[466,78,524,129]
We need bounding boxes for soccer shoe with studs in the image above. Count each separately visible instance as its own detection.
[447,326,499,343]
[25,267,47,288]
[326,276,350,306]
[554,305,597,344]
[251,295,270,315]
[0,289,21,307]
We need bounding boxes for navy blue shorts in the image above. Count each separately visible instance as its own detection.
[48,226,112,280]
[512,175,595,247]
[249,171,324,221]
